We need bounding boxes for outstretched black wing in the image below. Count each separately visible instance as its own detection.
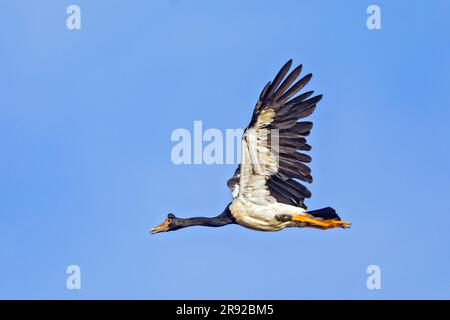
[227,60,322,209]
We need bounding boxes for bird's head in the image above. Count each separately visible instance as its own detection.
[150,213,178,234]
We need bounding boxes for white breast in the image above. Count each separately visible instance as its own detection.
[229,197,306,231]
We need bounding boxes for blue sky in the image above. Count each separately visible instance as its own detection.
[1,0,449,299]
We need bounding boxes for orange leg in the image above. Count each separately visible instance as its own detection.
[291,215,351,229]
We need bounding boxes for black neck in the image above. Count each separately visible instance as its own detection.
[173,205,235,230]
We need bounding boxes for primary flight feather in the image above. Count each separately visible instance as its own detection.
[151,60,350,234]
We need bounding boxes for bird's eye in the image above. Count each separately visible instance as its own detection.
[167,218,172,223]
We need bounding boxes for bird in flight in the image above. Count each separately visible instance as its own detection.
[151,60,350,234]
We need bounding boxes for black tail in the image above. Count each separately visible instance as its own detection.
[307,207,340,220]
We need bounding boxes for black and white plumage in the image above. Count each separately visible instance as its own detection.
[228,61,316,210]
[151,60,350,234]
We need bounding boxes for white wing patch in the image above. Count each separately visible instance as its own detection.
[237,126,279,205]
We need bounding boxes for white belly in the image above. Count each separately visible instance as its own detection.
[229,197,306,231]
